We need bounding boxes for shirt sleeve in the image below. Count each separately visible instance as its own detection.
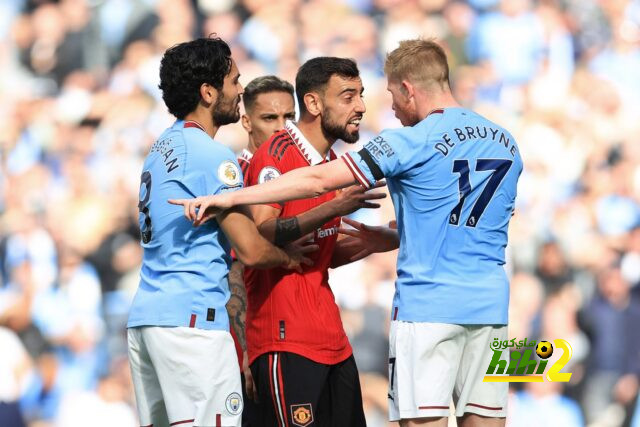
[246,147,283,210]
[342,130,407,188]
[214,156,244,195]
[181,141,244,197]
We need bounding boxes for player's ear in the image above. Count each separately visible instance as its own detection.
[241,114,251,133]
[303,92,322,117]
[400,80,414,100]
[200,83,218,107]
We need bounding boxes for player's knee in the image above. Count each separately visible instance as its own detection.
[400,416,448,427]
[457,413,505,427]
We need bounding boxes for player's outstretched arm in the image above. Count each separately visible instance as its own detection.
[169,159,356,226]
[217,206,317,271]
[254,183,387,246]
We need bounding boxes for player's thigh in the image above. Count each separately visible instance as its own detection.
[454,325,508,418]
[240,372,262,427]
[251,352,329,427]
[388,321,465,422]
[143,326,243,427]
[321,355,366,427]
[127,327,169,427]
[250,354,279,426]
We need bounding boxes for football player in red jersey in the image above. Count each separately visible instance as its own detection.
[239,58,374,427]
[227,74,381,426]
[173,60,384,426]
[229,75,296,426]
[236,76,297,177]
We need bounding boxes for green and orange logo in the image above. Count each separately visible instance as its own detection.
[483,338,573,383]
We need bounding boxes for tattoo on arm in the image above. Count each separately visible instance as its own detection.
[274,217,302,246]
[226,261,247,352]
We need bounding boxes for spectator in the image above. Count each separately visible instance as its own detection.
[580,266,640,423]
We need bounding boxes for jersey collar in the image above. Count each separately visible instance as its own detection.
[284,120,329,166]
[183,120,206,132]
[240,148,253,162]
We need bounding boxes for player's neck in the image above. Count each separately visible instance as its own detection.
[416,91,460,120]
[296,116,332,158]
[246,138,258,155]
[184,110,219,139]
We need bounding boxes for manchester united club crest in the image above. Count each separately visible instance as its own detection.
[291,403,313,427]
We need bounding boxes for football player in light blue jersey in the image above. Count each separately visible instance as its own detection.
[171,39,522,427]
[127,37,312,427]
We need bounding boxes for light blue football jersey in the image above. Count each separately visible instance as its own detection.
[127,120,243,330]
[344,108,522,324]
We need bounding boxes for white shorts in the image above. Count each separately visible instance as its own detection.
[388,321,508,421]
[127,326,242,427]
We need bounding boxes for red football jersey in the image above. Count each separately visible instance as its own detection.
[238,148,252,179]
[244,121,352,365]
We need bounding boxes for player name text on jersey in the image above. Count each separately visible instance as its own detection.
[435,127,517,158]
[149,138,180,173]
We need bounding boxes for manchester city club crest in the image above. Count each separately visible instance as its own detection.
[225,392,243,415]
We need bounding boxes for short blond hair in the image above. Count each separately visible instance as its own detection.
[384,39,450,90]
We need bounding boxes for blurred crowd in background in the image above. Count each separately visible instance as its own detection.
[1,0,639,426]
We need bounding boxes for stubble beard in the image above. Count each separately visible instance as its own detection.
[213,93,240,126]
[320,110,359,144]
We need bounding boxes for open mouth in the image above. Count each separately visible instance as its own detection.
[347,117,361,131]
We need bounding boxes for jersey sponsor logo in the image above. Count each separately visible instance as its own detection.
[225,392,243,415]
[291,403,313,426]
[218,161,241,187]
[316,225,338,239]
[364,135,395,159]
[258,166,281,183]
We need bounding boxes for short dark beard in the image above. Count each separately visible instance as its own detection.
[212,92,240,126]
[320,110,359,144]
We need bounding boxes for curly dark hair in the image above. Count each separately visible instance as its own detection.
[158,37,232,119]
[295,57,360,115]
